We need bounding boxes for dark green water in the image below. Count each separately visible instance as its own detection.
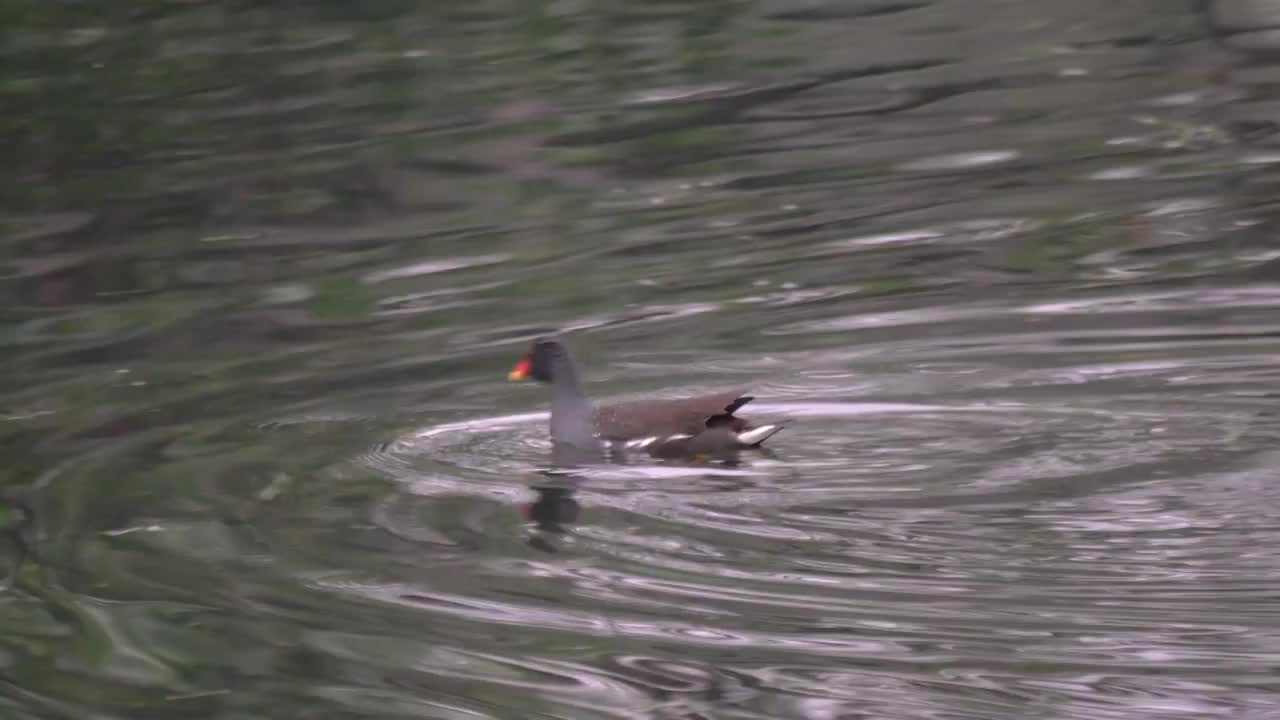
[5,1,1280,718]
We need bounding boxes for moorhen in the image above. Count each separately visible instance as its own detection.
[507,337,783,460]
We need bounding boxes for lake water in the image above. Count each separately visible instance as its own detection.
[5,1,1280,718]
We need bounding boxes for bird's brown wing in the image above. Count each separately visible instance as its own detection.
[592,388,753,440]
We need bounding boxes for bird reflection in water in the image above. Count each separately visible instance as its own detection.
[520,440,591,552]
[524,484,579,533]
[522,483,579,553]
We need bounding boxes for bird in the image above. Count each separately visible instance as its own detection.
[507,336,783,461]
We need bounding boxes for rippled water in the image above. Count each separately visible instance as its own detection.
[6,1,1280,718]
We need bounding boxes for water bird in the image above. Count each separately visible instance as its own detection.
[507,337,783,461]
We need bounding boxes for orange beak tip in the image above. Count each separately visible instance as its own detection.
[507,357,531,382]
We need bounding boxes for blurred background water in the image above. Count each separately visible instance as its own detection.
[5,1,1280,718]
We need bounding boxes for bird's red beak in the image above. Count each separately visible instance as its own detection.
[508,354,531,381]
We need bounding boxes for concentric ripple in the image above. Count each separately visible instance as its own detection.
[336,292,1280,716]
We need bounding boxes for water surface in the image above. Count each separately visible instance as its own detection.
[4,1,1280,718]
